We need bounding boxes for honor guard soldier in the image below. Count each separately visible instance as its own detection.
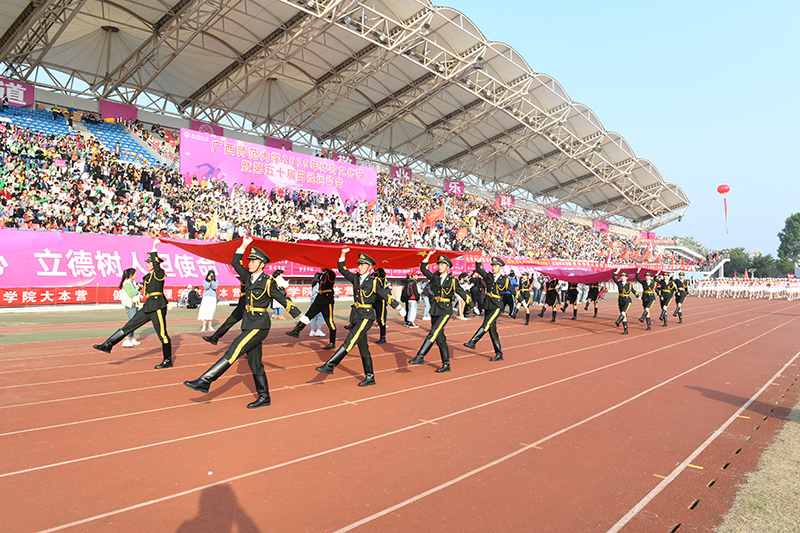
[539,278,560,322]
[286,267,338,349]
[673,272,688,323]
[184,237,301,408]
[463,257,513,361]
[636,268,657,330]
[409,252,471,372]
[202,275,246,346]
[373,268,389,344]
[315,249,403,386]
[561,282,580,320]
[518,272,534,325]
[584,282,600,317]
[612,270,639,335]
[656,273,676,326]
[93,239,173,369]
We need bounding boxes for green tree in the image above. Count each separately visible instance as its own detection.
[727,247,750,276]
[778,213,800,262]
[750,253,780,278]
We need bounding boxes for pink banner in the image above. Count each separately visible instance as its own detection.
[498,194,515,209]
[190,120,223,136]
[179,128,377,203]
[391,166,412,179]
[445,180,465,196]
[594,220,609,232]
[99,99,137,122]
[0,78,35,107]
[545,206,561,219]
[265,137,293,151]
[331,153,356,165]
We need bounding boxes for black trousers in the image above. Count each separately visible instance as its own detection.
[121,306,171,344]
[341,317,375,373]
[307,299,337,331]
[481,307,502,345]
[675,293,687,305]
[660,295,673,309]
[225,328,269,375]
[372,300,387,326]
[425,313,451,353]
[618,297,632,314]
[219,303,245,332]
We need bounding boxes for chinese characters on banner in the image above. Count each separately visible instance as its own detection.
[390,166,412,179]
[445,180,465,196]
[497,194,515,209]
[179,129,377,203]
[0,78,35,107]
[331,153,356,165]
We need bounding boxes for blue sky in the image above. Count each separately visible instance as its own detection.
[451,0,800,256]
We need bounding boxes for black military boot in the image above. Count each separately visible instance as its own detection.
[92,329,126,353]
[572,309,577,320]
[247,371,271,408]
[538,306,546,318]
[410,339,433,364]
[323,329,336,350]
[184,356,231,393]
[509,306,518,319]
[285,322,305,338]
[662,314,668,327]
[593,307,598,317]
[489,336,503,361]
[615,314,624,327]
[623,323,629,335]
[463,327,486,349]
[358,357,375,386]
[639,310,647,323]
[155,342,173,369]
[203,322,231,345]
[673,309,678,317]
[375,325,387,344]
[550,310,556,323]
[316,346,347,374]
[524,312,530,325]
[584,302,590,311]
[436,345,451,373]
[659,309,666,322]
[646,318,651,330]
[678,311,683,324]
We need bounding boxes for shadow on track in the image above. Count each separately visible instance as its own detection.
[176,484,260,533]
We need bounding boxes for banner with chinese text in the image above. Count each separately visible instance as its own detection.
[179,129,377,203]
[0,78,35,107]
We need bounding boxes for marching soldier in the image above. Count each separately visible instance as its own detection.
[561,282,580,320]
[673,272,688,323]
[315,249,404,386]
[612,269,639,335]
[539,278,560,322]
[286,267,338,349]
[656,273,676,326]
[93,238,173,369]
[463,257,513,361]
[409,252,470,372]
[518,272,534,325]
[584,282,600,317]
[373,268,389,344]
[636,268,657,331]
[184,236,301,408]
[202,275,245,346]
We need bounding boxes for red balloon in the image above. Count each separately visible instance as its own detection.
[717,184,730,194]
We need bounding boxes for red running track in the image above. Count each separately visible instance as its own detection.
[0,296,798,533]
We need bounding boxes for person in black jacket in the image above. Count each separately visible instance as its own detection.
[93,239,173,369]
[636,269,657,331]
[539,278,559,322]
[584,282,600,317]
[470,272,486,317]
[315,249,404,386]
[612,269,639,335]
[184,236,300,408]
[402,273,420,328]
[656,274,676,326]
[463,258,513,361]
[187,287,202,309]
[286,268,338,348]
[409,252,470,372]
[673,272,688,323]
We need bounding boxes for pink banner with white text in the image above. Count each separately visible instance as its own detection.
[179,128,377,203]
[445,180,465,195]
[0,78,35,107]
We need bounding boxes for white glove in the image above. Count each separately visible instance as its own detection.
[299,315,310,325]
[398,307,406,317]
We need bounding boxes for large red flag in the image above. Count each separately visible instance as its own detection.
[424,205,445,228]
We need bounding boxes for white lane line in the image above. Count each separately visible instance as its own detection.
[30,311,798,533]
[330,317,800,533]
[606,349,800,533]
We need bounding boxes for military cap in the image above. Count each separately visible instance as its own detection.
[145,254,162,264]
[247,246,270,263]
[436,254,453,268]
[356,252,376,266]
[619,271,628,277]
[490,257,505,267]
[678,272,685,277]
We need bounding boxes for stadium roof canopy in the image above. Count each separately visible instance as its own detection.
[0,0,689,229]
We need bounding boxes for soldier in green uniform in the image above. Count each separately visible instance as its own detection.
[463,257,513,361]
[673,272,688,323]
[539,278,560,322]
[518,272,534,325]
[372,268,389,344]
[184,236,300,408]
[409,251,471,372]
[584,282,600,317]
[656,273,676,326]
[93,238,173,369]
[612,269,639,335]
[286,267,338,349]
[635,268,657,331]
[315,249,403,386]
[202,276,246,346]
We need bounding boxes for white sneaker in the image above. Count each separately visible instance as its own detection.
[315,330,325,336]
[201,326,206,332]
[122,339,134,348]
[408,323,419,328]
[208,327,214,332]
[131,339,141,345]
[422,316,431,321]
[310,329,319,337]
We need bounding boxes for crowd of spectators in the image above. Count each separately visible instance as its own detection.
[0,117,676,263]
